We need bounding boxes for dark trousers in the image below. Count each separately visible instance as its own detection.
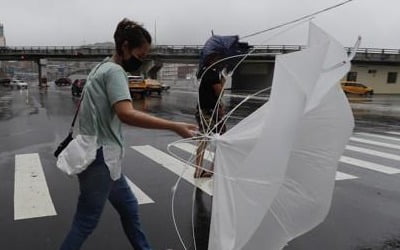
[195,107,227,134]
[60,149,152,250]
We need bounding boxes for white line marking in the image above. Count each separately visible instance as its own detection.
[173,143,214,161]
[350,137,400,150]
[386,131,400,136]
[14,153,57,220]
[356,132,400,143]
[125,177,154,205]
[340,156,400,175]
[173,143,358,181]
[345,145,400,161]
[131,146,213,196]
[335,172,358,180]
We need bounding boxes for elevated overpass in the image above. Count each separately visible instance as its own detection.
[1,45,399,64]
[1,45,399,89]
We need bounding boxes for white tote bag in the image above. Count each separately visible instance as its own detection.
[56,134,98,176]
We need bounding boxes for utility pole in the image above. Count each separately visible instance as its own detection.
[0,21,5,47]
[0,21,6,75]
[154,19,157,45]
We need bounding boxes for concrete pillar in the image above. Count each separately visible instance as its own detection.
[37,58,48,87]
[36,59,41,86]
[142,59,163,79]
[232,61,275,92]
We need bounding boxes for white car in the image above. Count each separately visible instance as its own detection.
[10,80,28,89]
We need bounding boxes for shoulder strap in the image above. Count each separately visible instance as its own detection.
[68,57,111,131]
[71,95,83,127]
[70,93,84,131]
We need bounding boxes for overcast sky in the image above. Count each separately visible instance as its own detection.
[1,0,399,48]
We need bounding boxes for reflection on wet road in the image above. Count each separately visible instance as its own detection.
[138,89,400,133]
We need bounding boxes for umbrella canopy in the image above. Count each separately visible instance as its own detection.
[208,23,355,250]
[199,35,249,71]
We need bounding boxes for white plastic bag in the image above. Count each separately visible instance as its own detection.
[56,134,98,176]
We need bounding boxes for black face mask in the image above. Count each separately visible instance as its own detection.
[122,56,143,73]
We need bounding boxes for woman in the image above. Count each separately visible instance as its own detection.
[59,18,197,250]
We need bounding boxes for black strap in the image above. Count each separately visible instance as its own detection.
[68,57,113,131]
[70,93,84,131]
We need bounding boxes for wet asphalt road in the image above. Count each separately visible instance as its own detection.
[0,83,399,250]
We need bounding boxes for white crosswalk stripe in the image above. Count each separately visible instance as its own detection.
[335,172,358,181]
[386,131,400,136]
[345,145,400,161]
[14,153,57,220]
[10,132,400,221]
[340,156,400,175]
[131,145,213,196]
[356,132,400,143]
[13,153,154,221]
[125,177,154,205]
[349,137,400,150]
[172,142,360,181]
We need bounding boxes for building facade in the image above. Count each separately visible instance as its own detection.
[158,63,197,85]
[345,64,399,94]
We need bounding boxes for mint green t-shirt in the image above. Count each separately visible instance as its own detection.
[77,58,131,179]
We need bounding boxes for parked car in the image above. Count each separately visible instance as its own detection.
[161,83,170,91]
[10,79,28,89]
[55,77,72,86]
[0,78,11,87]
[341,81,374,96]
[71,79,86,96]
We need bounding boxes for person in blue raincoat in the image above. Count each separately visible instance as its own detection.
[194,35,248,178]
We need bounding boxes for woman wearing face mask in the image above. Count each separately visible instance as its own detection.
[59,18,197,250]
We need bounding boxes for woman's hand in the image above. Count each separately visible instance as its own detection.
[113,100,198,137]
[171,122,198,138]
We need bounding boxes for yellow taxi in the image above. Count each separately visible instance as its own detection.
[340,81,374,96]
[145,79,162,95]
[128,75,146,94]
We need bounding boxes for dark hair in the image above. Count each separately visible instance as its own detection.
[113,18,152,55]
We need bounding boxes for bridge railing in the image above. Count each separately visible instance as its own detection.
[1,45,399,57]
[0,46,115,56]
[151,45,400,54]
